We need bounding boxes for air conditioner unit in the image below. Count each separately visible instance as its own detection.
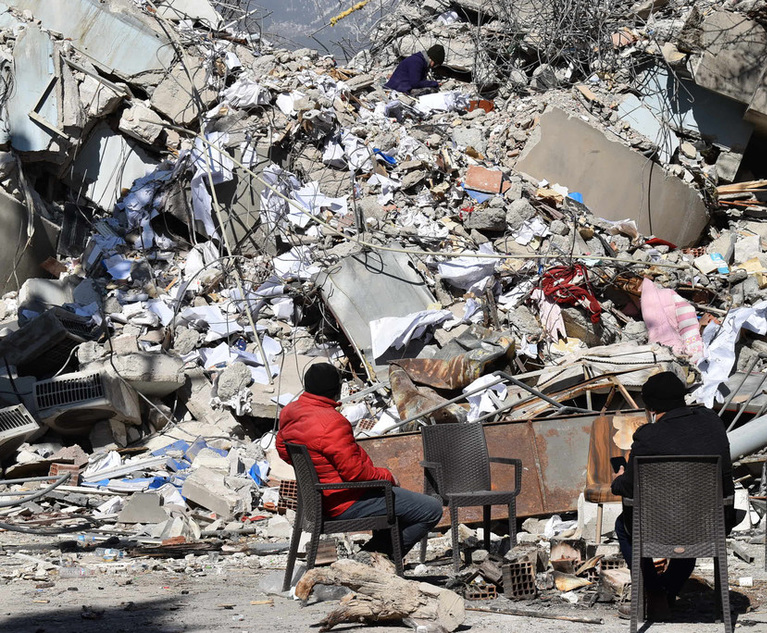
[0,308,100,378]
[34,371,141,435]
[0,404,41,459]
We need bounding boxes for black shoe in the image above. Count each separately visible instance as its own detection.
[646,590,672,621]
[617,603,632,620]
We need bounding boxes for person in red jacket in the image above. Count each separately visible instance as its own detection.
[277,363,443,559]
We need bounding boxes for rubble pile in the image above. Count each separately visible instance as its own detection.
[0,0,766,610]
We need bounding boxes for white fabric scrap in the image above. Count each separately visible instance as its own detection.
[464,375,507,422]
[369,309,452,359]
[221,77,271,109]
[276,91,305,116]
[341,130,373,172]
[693,300,767,407]
[272,246,320,280]
[437,244,497,292]
[415,91,470,114]
[511,217,551,246]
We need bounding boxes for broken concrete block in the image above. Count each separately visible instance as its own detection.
[151,53,219,126]
[735,234,761,265]
[517,108,708,247]
[689,11,767,112]
[11,0,174,82]
[451,126,486,154]
[505,198,536,231]
[119,100,165,145]
[117,492,170,524]
[182,466,251,519]
[463,206,506,232]
[182,368,243,435]
[265,515,293,539]
[67,122,158,212]
[102,352,186,397]
[89,420,121,452]
[216,362,253,400]
[78,75,124,118]
[18,277,78,316]
[156,0,223,29]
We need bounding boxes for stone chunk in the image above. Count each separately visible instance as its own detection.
[151,54,218,125]
[217,362,253,400]
[119,100,165,145]
[117,492,170,524]
[182,466,251,519]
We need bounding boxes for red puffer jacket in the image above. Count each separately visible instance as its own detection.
[276,392,396,517]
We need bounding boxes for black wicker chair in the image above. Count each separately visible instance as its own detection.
[419,422,522,573]
[626,455,733,633]
[282,443,403,591]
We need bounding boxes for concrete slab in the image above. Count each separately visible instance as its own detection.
[156,0,222,29]
[0,190,59,295]
[690,11,767,111]
[67,122,158,212]
[150,53,218,126]
[618,66,753,170]
[117,492,170,524]
[7,26,58,153]
[316,250,438,380]
[516,108,709,247]
[182,466,251,518]
[8,0,174,81]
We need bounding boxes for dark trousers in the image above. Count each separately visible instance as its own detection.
[615,513,695,599]
[335,487,443,557]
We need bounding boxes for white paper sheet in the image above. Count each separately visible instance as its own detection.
[369,309,452,359]
[463,375,508,422]
[437,244,497,292]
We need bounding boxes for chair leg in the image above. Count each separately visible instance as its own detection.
[716,553,733,633]
[390,518,404,577]
[483,506,491,552]
[306,528,321,572]
[282,516,303,591]
[450,504,460,574]
[630,542,641,633]
[595,503,604,544]
[508,498,517,547]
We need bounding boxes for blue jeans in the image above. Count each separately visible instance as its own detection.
[615,513,695,599]
[335,487,443,557]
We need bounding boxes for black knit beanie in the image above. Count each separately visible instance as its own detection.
[641,372,686,412]
[427,44,445,66]
[304,363,341,399]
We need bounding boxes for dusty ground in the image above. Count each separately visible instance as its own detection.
[1,531,767,633]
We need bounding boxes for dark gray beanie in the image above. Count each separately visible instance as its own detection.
[304,363,341,399]
[642,372,686,412]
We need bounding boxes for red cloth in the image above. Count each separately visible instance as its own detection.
[540,264,602,323]
[276,392,396,517]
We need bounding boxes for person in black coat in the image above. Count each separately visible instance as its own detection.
[384,44,444,94]
[611,371,735,619]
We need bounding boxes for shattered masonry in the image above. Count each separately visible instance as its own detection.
[0,0,766,614]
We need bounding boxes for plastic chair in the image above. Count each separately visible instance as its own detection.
[281,443,403,591]
[625,455,733,633]
[419,422,522,573]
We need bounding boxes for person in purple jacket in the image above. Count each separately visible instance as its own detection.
[384,44,445,94]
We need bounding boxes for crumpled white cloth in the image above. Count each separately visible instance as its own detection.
[693,300,767,407]
[369,309,452,359]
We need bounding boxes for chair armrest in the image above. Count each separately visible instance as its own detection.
[723,495,734,507]
[623,497,634,507]
[316,480,395,522]
[489,457,522,496]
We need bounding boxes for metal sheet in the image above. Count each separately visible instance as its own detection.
[317,249,437,380]
[359,412,602,525]
[8,0,174,79]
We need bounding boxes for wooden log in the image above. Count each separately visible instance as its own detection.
[295,559,465,632]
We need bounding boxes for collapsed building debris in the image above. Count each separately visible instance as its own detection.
[0,0,767,627]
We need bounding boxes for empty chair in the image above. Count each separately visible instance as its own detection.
[282,443,403,591]
[626,455,733,633]
[419,422,522,573]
